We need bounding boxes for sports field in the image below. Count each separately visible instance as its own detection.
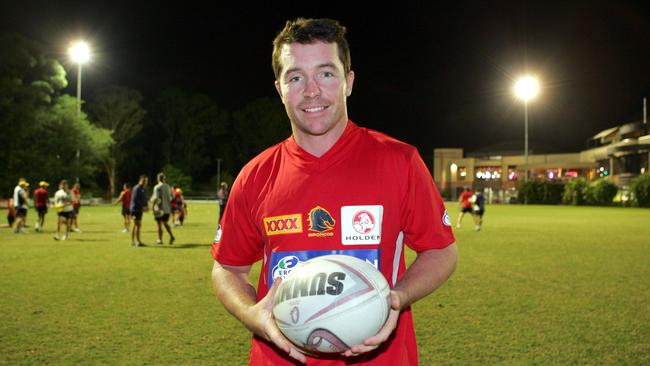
[1,203,648,365]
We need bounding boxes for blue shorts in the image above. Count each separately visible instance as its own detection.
[58,211,73,219]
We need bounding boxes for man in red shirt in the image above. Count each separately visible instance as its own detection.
[71,182,82,233]
[114,183,132,233]
[456,186,474,228]
[33,181,50,232]
[211,18,457,365]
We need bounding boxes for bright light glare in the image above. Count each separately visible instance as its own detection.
[69,41,90,64]
[514,75,539,101]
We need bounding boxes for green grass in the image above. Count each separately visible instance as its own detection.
[1,204,649,365]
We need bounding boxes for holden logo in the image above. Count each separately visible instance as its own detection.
[352,210,375,234]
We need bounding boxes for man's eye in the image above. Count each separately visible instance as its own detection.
[288,75,302,83]
[323,71,334,77]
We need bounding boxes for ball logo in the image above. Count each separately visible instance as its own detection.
[352,211,375,234]
[275,271,347,305]
[290,306,300,324]
[272,255,301,279]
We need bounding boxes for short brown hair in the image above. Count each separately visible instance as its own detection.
[272,18,351,80]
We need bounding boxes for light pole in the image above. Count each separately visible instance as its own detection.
[514,75,539,184]
[68,41,90,181]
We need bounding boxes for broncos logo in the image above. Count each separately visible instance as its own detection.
[307,206,335,237]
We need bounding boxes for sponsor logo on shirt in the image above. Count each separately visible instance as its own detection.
[442,209,452,226]
[307,206,335,237]
[213,225,222,243]
[271,255,301,279]
[264,214,303,236]
[341,205,383,245]
[268,249,380,286]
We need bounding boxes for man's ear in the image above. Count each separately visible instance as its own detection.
[345,70,355,97]
[274,80,283,98]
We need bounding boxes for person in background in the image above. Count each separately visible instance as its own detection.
[472,188,486,231]
[114,183,132,233]
[216,181,229,224]
[129,175,149,247]
[171,185,181,227]
[12,178,29,234]
[210,18,457,365]
[456,186,474,228]
[33,181,50,232]
[150,172,175,245]
[7,198,16,228]
[70,181,81,233]
[174,187,187,226]
[53,180,74,241]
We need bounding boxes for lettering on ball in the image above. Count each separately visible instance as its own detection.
[276,271,346,305]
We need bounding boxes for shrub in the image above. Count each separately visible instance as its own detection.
[587,179,618,206]
[563,178,589,205]
[631,173,650,207]
[517,181,564,204]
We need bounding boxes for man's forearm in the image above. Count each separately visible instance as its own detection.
[211,261,257,328]
[393,243,457,309]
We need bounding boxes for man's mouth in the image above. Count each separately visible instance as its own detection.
[302,106,327,113]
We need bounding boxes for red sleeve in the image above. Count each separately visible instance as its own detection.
[400,149,455,252]
[211,168,264,266]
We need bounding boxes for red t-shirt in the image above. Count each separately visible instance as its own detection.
[121,189,132,209]
[212,121,455,366]
[459,191,474,209]
[72,188,81,209]
[33,188,49,208]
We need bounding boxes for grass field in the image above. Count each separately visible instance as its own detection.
[1,203,649,365]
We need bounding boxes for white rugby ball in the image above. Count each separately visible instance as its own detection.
[273,254,390,354]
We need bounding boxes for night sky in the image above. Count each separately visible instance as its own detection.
[3,1,650,159]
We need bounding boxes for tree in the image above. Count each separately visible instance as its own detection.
[149,89,229,181]
[231,97,291,168]
[0,32,112,194]
[87,86,146,197]
[31,95,112,184]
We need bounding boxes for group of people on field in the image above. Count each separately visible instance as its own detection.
[6,173,189,247]
[113,173,187,247]
[8,178,81,240]
[456,186,486,231]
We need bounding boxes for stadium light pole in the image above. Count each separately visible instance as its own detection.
[68,41,91,182]
[514,75,539,184]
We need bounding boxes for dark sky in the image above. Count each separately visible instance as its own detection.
[2,1,650,158]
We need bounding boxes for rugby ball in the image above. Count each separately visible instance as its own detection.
[272,254,390,354]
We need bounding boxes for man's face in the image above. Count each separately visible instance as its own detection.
[275,41,354,141]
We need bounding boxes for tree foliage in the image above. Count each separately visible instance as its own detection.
[231,97,291,168]
[87,85,146,197]
[0,32,111,195]
[145,88,229,182]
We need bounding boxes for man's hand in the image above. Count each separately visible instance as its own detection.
[246,277,307,364]
[212,262,307,364]
[342,290,402,357]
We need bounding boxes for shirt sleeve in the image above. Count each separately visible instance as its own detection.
[211,172,264,266]
[400,149,455,252]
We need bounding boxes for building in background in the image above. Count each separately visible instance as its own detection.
[434,120,650,203]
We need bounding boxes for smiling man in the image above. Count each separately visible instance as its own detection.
[211,18,457,365]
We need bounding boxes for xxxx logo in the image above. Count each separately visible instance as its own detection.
[264,214,303,236]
